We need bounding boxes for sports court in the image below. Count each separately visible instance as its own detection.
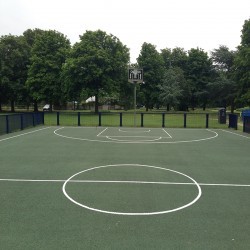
[1,126,250,249]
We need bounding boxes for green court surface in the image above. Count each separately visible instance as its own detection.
[0,126,250,249]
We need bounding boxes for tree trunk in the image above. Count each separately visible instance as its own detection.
[167,104,170,111]
[95,94,99,114]
[231,100,235,113]
[11,100,15,112]
[33,101,38,112]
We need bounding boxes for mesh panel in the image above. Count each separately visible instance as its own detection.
[243,116,250,133]
[0,115,6,135]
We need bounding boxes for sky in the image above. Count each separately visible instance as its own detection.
[0,0,249,63]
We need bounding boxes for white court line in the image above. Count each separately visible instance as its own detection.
[119,128,151,133]
[162,128,172,138]
[106,136,162,142]
[0,178,250,187]
[96,127,108,137]
[221,129,250,139]
[54,127,218,144]
[0,127,51,142]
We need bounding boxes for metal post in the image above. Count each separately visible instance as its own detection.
[184,113,187,128]
[141,113,144,127]
[206,114,209,128]
[78,112,81,126]
[162,113,165,128]
[120,113,122,127]
[134,82,137,127]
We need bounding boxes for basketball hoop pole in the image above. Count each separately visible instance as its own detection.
[128,68,143,127]
[133,81,137,127]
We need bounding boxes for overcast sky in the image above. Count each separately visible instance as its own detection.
[0,0,249,63]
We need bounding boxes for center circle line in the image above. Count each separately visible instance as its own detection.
[62,164,202,216]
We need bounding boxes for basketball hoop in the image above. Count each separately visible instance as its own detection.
[128,68,143,83]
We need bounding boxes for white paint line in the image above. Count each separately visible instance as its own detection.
[96,127,108,137]
[62,164,202,215]
[119,128,151,133]
[0,127,51,142]
[106,136,162,142]
[0,178,250,187]
[162,128,172,138]
[221,129,250,139]
[54,127,218,144]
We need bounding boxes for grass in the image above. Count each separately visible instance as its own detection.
[44,111,230,129]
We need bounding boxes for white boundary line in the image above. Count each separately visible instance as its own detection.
[220,129,250,139]
[96,127,108,137]
[0,178,250,187]
[54,127,219,144]
[162,128,172,138]
[0,127,51,142]
[105,136,162,142]
[119,128,151,133]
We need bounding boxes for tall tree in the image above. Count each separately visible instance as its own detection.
[158,67,184,111]
[186,48,214,110]
[137,43,164,111]
[62,30,129,113]
[210,45,237,112]
[161,48,190,110]
[26,30,70,111]
[0,35,29,112]
[234,19,250,106]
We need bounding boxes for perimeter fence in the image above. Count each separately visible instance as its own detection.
[0,113,44,136]
[44,112,231,129]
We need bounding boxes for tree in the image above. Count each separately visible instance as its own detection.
[26,30,70,111]
[210,45,237,112]
[137,43,164,111]
[161,48,190,110]
[186,48,214,110]
[62,30,129,113]
[234,19,250,106]
[0,35,29,112]
[158,67,184,111]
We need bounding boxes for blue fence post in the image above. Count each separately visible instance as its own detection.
[21,114,24,130]
[98,113,102,126]
[120,113,122,127]
[141,113,144,127]
[162,113,165,128]
[42,112,45,125]
[184,113,187,128]
[78,112,81,126]
[32,113,35,126]
[57,112,60,126]
[206,114,209,128]
[6,115,9,134]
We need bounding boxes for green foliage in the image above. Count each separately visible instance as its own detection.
[234,19,250,106]
[137,43,164,110]
[26,30,70,107]
[186,48,214,109]
[210,45,237,112]
[0,34,30,111]
[158,68,183,110]
[63,30,129,113]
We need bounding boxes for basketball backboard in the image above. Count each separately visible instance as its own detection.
[128,68,143,83]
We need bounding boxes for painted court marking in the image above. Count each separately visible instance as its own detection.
[62,164,202,216]
[119,128,151,133]
[0,127,51,142]
[1,179,250,187]
[221,129,250,139]
[54,127,218,144]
